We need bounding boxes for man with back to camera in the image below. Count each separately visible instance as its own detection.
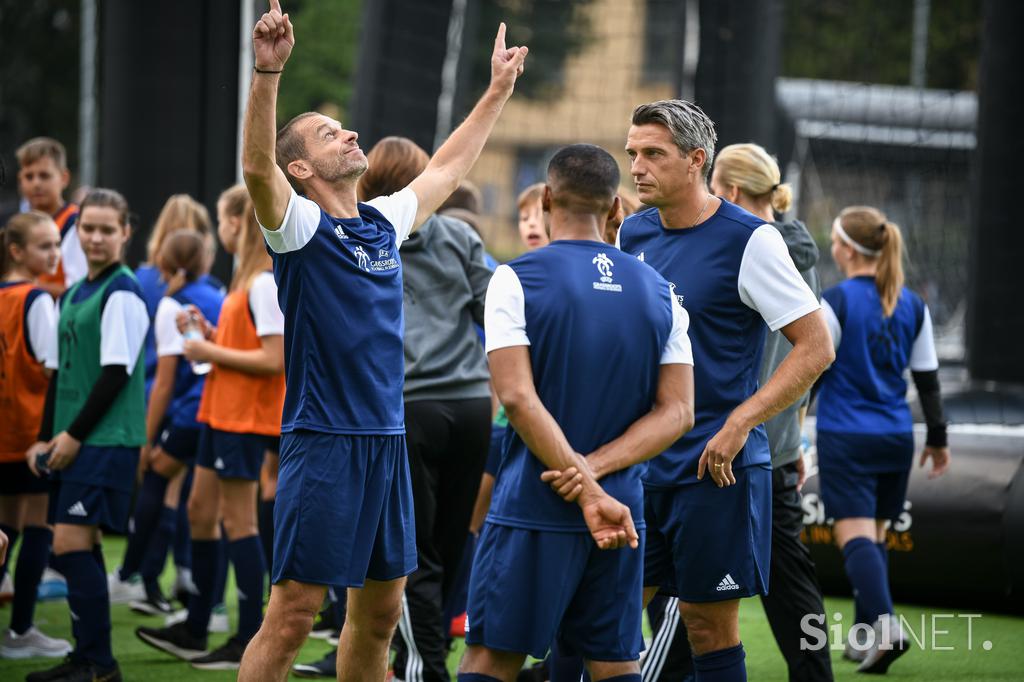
[610,101,834,681]
[457,143,695,682]
[215,2,527,681]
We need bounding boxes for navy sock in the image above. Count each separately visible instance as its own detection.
[843,537,893,624]
[184,539,220,640]
[55,551,115,669]
[0,524,17,579]
[598,676,641,682]
[693,643,746,681]
[10,526,51,634]
[119,471,168,578]
[212,535,228,607]
[92,544,106,573]
[172,481,192,569]
[228,535,266,641]
[258,499,275,573]
[140,506,176,592]
[456,675,503,682]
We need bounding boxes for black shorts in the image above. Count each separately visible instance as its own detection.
[0,460,51,495]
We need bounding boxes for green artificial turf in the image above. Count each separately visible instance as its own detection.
[2,536,1022,680]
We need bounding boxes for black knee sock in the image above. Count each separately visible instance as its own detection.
[184,539,220,640]
[119,471,168,579]
[228,535,266,641]
[10,526,51,634]
[172,485,192,570]
[258,498,275,574]
[212,534,228,607]
[140,506,176,593]
[54,551,115,669]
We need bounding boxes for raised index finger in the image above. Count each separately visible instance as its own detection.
[494,22,506,52]
[270,0,283,12]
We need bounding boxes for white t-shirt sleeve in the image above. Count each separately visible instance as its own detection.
[484,264,530,353]
[258,190,323,254]
[367,187,419,250]
[100,291,149,374]
[249,271,285,336]
[61,229,88,287]
[155,297,185,357]
[909,305,939,371]
[44,299,61,370]
[738,225,821,331]
[661,294,694,365]
[822,299,842,351]
[26,293,58,364]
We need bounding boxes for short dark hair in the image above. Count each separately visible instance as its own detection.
[631,99,717,178]
[546,144,619,214]
[276,112,319,191]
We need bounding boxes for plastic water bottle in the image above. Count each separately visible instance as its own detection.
[183,313,212,375]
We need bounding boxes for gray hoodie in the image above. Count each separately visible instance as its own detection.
[759,219,821,467]
[399,213,493,402]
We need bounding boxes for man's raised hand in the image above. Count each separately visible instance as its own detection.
[253,0,295,71]
[490,22,528,96]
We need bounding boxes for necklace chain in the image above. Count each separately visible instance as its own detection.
[691,192,712,228]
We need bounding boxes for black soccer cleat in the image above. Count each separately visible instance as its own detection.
[292,648,337,678]
[135,621,208,661]
[25,656,122,682]
[190,635,248,671]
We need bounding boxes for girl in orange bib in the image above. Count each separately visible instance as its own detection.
[136,185,285,669]
[0,212,71,659]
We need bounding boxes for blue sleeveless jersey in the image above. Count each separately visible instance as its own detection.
[618,201,771,487]
[166,280,224,429]
[818,277,927,435]
[270,202,406,435]
[487,240,674,532]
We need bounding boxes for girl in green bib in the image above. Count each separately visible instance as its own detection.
[25,188,149,682]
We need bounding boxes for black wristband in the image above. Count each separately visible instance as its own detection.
[254,67,283,74]
[926,423,948,449]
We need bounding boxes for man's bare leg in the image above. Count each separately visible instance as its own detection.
[336,577,406,682]
[458,643,526,682]
[238,579,325,682]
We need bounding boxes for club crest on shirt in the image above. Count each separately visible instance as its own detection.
[353,245,371,271]
[592,252,622,292]
[350,244,399,273]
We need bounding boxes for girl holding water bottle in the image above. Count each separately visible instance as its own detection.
[136,185,285,670]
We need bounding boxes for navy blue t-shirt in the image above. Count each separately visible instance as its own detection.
[618,200,819,487]
[260,189,419,435]
[484,240,692,532]
[818,277,936,436]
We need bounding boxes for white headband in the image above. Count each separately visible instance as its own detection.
[833,217,880,257]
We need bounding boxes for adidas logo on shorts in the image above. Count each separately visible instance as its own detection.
[716,574,741,592]
[67,501,88,517]
[215,457,225,470]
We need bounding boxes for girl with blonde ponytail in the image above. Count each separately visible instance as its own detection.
[816,205,950,673]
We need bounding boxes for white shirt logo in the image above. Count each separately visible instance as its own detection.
[669,281,685,305]
[334,225,348,240]
[592,252,622,292]
[638,251,645,262]
[353,246,371,272]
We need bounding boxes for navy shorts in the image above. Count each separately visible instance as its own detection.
[466,522,645,661]
[644,464,771,603]
[272,430,417,587]
[0,461,50,495]
[48,479,133,533]
[158,425,200,464]
[195,425,271,481]
[817,431,914,521]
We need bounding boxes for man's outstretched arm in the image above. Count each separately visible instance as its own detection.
[407,23,528,227]
[241,0,295,231]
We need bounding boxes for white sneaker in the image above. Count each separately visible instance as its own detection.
[843,624,870,662]
[164,605,229,633]
[0,627,73,659]
[107,571,145,604]
[0,574,13,604]
[857,614,909,674]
